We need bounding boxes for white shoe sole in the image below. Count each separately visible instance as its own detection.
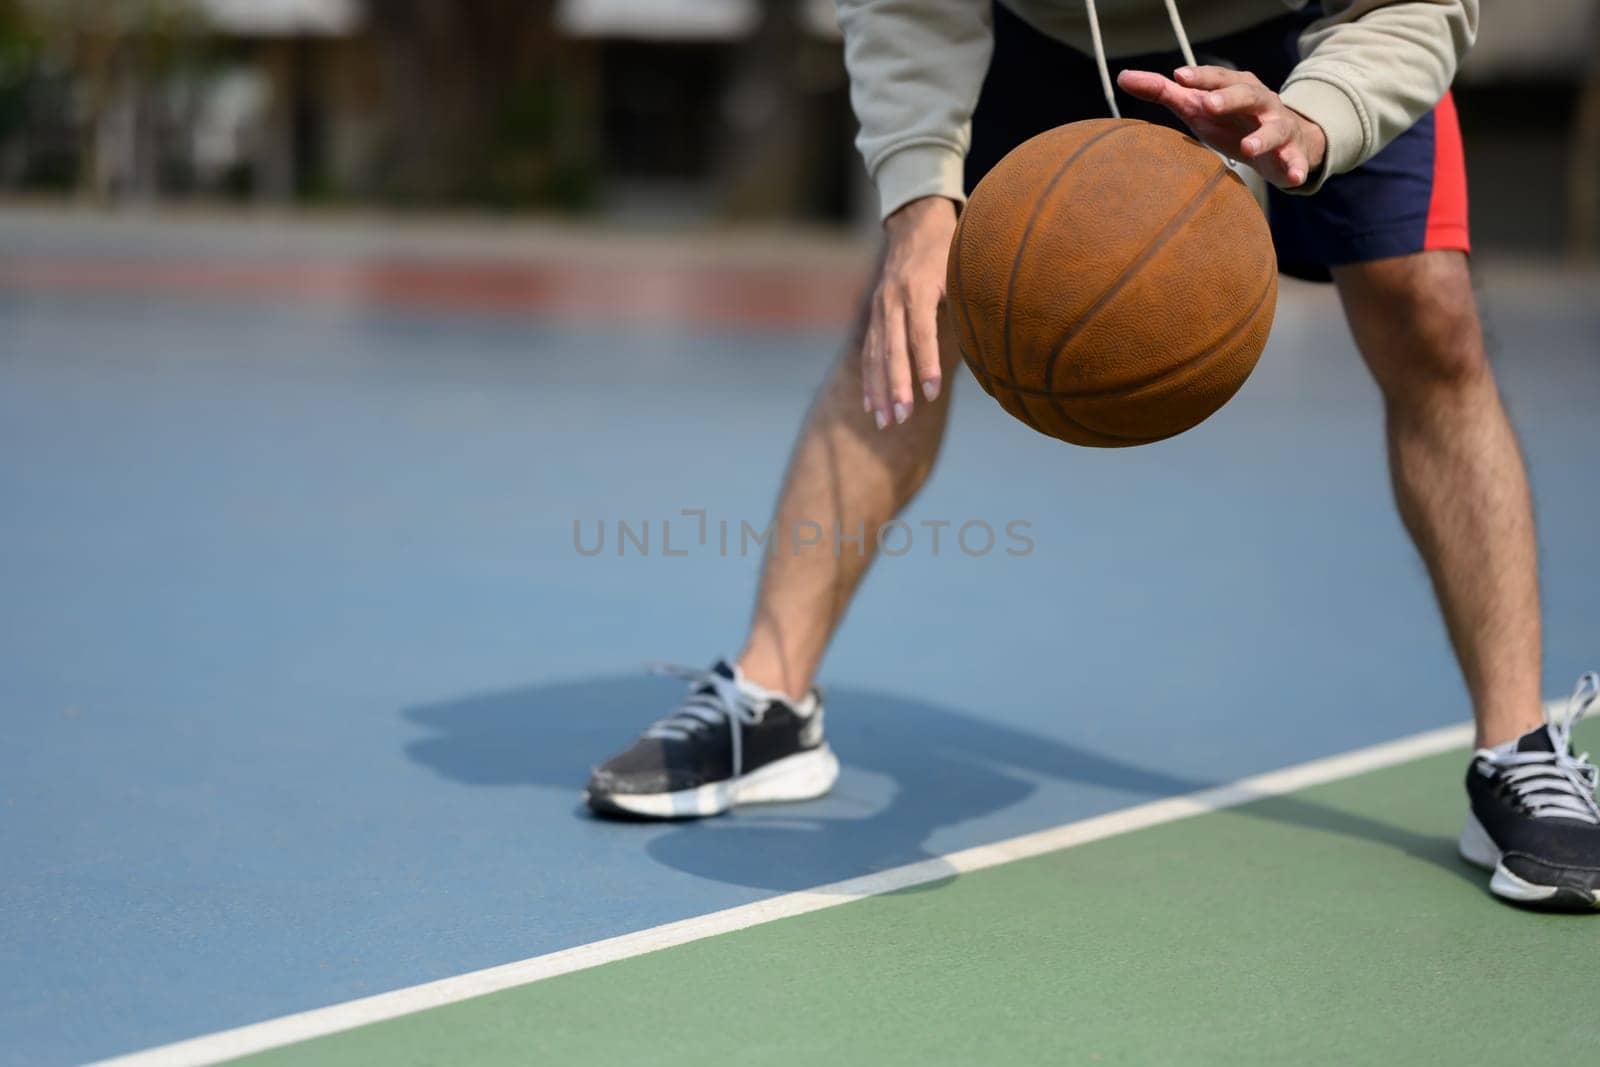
[589,745,840,819]
[1459,811,1600,908]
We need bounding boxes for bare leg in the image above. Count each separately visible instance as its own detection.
[1334,251,1543,747]
[737,259,961,700]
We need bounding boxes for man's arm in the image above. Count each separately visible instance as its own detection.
[836,0,993,425]
[1121,0,1476,194]
[1281,0,1478,191]
[837,0,994,219]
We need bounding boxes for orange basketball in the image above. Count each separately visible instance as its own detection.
[946,119,1277,447]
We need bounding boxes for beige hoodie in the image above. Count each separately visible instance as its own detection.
[837,0,1478,217]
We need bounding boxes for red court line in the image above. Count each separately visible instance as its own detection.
[0,257,871,331]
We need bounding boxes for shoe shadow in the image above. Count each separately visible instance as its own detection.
[401,673,1484,896]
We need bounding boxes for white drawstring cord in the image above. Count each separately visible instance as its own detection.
[1084,0,1199,119]
[1083,0,1120,119]
[1161,0,1198,69]
[1084,0,1260,195]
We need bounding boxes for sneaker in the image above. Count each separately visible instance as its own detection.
[584,660,839,819]
[1459,673,1600,910]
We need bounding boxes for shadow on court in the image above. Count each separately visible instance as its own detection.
[402,673,1484,897]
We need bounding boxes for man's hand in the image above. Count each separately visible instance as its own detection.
[866,196,957,428]
[1116,66,1327,190]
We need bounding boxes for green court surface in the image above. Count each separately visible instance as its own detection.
[231,722,1600,1066]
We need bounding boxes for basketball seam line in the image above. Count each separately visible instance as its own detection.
[1037,163,1233,398]
[997,122,1130,433]
[1065,266,1275,401]
[982,260,1276,402]
[1033,162,1233,446]
[949,213,992,397]
[953,222,1009,403]
[1040,402,1150,444]
[981,375,1154,442]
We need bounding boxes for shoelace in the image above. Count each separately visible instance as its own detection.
[1487,673,1600,824]
[642,663,766,780]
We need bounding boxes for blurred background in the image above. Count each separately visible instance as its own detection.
[0,0,1595,253]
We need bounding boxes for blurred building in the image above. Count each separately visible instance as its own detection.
[558,0,858,222]
[0,0,1595,252]
[0,0,365,200]
[0,0,858,218]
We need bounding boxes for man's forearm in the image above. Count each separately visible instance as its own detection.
[1281,0,1476,192]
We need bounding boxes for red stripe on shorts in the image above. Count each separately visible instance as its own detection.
[1424,91,1470,253]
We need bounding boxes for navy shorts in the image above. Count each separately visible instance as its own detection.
[966,2,1470,281]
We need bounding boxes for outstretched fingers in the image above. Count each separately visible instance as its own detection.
[1201,81,1275,120]
[1173,65,1262,92]
[908,291,943,404]
[862,298,890,429]
[1116,69,1198,119]
[882,292,915,425]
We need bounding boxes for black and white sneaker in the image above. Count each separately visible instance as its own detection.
[584,660,839,819]
[1460,673,1600,910]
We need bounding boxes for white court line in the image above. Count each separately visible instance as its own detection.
[87,720,1479,1067]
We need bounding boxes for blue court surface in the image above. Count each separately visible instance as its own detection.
[1,211,1597,1065]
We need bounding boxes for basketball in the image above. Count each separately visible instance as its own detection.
[946,118,1277,447]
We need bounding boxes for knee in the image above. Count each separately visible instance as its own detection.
[1346,257,1491,405]
[1393,303,1488,406]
